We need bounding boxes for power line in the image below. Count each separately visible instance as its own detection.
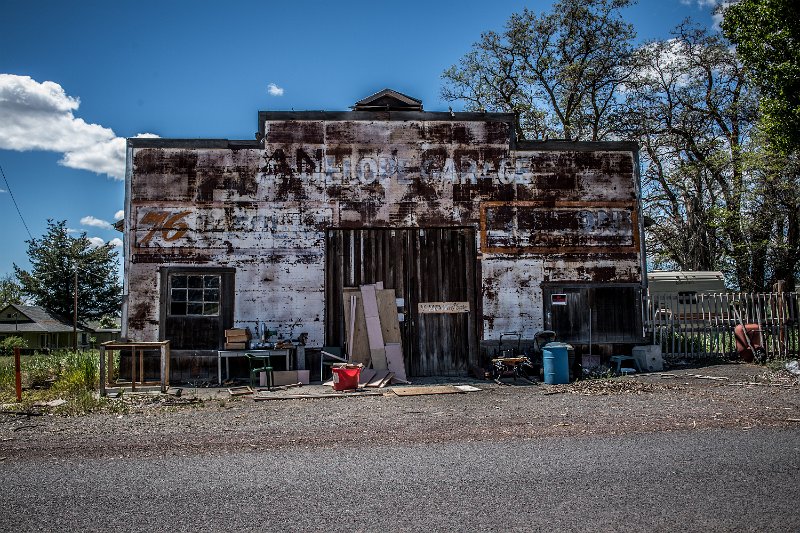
[1,162,120,283]
[0,163,34,241]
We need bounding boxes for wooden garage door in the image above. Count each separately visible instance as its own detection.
[160,267,234,350]
[325,228,480,376]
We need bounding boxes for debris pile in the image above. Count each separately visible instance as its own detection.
[546,378,678,396]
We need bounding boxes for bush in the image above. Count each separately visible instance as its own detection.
[25,353,59,387]
[0,350,100,397]
[54,350,99,392]
[0,336,27,356]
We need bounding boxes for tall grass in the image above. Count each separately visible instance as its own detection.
[0,350,100,402]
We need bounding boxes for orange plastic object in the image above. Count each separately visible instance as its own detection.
[734,324,763,362]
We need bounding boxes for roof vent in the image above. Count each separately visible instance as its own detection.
[354,88,422,111]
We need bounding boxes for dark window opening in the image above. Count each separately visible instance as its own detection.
[168,274,221,316]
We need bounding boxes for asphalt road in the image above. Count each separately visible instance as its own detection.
[2,427,798,532]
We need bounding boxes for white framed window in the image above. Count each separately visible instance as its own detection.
[168,274,221,316]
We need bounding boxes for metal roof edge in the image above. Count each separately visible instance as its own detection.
[257,110,516,122]
[515,140,639,152]
[127,139,259,149]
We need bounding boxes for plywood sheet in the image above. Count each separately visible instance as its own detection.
[361,284,387,369]
[385,342,408,383]
[366,370,390,387]
[370,348,388,371]
[358,368,377,388]
[377,289,402,344]
[391,385,466,396]
[342,289,370,366]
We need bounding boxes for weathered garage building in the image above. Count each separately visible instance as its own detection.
[122,89,645,380]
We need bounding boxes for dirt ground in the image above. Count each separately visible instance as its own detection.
[1,361,798,461]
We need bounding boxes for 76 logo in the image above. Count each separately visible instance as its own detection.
[138,210,191,245]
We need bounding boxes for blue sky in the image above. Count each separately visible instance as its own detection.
[0,0,721,281]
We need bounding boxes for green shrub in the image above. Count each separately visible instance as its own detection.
[0,357,13,390]
[25,353,59,387]
[53,351,99,392]
[0,336,27,356]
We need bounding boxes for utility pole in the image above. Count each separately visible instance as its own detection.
[73,268,78,351]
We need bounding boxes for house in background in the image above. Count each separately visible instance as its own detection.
[0,304,92,352]
[85,317,122,346]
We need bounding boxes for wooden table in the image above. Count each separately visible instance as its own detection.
[100,341,170,396]
[217,349,292,385]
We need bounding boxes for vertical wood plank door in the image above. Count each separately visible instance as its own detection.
[160,268,234,350]
[325,228,479,377]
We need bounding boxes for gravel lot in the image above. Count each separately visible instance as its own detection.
[1,362,798,461]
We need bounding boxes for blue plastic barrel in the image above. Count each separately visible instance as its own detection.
[543,342,570,384]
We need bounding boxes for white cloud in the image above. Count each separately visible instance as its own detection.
[680,0,721,7]
[87,237,105,248]
[114,210,124,220]
[267,83,284,96]
[626,39,694,90]
[109,237,123,248]
[0,188,6,193]
[80,215,113,230]
[0,74,158,180]
[66,228,81,234]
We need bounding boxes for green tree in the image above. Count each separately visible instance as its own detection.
[0,336,27,356]
[98,314,119,329]
[722,0,800,153]
[743,133,800,290]
[0,274,24,306]
[622,23,763,289]
[14,220,121,321]
[441,0,636,141]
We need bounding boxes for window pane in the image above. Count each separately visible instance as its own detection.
[187,289,204,303]
[188,275,203,288]
[171,288,187,302]
[171,275,187,288]
[204,289,219,303]
[203,303,219,316]
[187,303,203,315]
[170,302,187,315]
[204,276,220,288]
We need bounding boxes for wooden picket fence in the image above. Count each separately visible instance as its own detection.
[644,291,800,359]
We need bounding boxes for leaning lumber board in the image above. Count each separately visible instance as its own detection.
[348,295,356,360]
[378,372,394,388]
[359,368,377,388]
[361,284,387,369]
[391,385,466,396]
[252,391,386,401]
[385,342,408,383]
[366,370,390,387]
[376,289,402,344]
[342,289,370,366]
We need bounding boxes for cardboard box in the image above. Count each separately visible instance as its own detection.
[224,342,247,350]
[261,370,311,387]
[225,328,250,341]
[632,345,664,372]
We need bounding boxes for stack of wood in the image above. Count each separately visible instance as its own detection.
[224,328,250,349]
[342,283,409,385]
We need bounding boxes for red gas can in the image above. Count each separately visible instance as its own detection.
[734,324,764,363]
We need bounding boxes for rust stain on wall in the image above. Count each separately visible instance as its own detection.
[124,111,642,359]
